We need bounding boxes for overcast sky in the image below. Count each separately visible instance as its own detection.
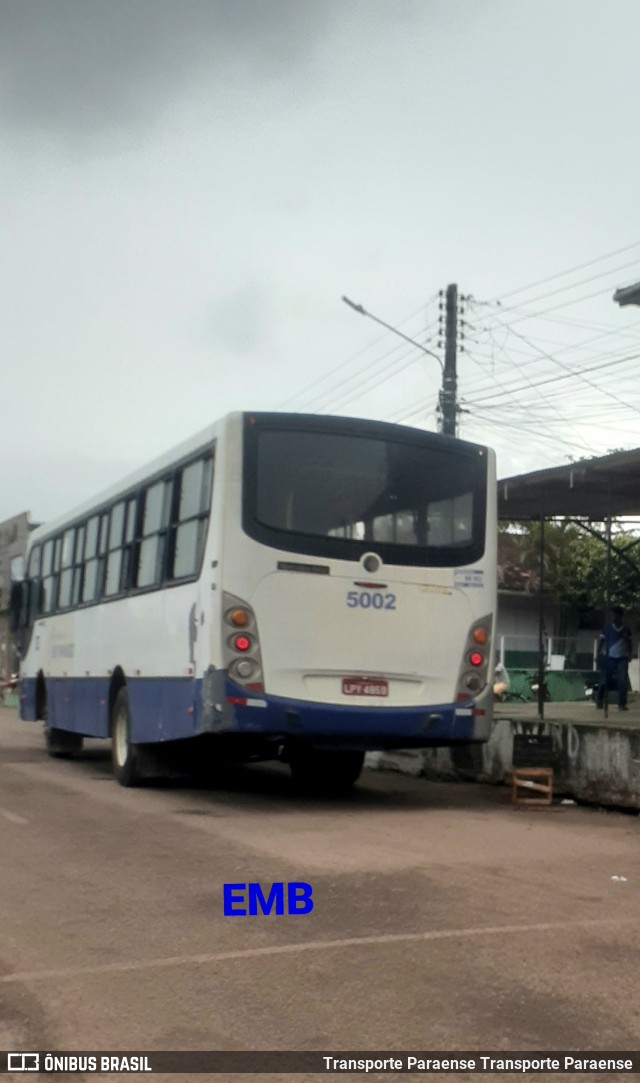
[3,0,640,526]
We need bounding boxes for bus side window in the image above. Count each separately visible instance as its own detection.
[58,527,76,609]
[169,454,213,580]
[51,535,62,612]
[82,516,100,604]
[104,502,125,597]
[95,513,110,599]
[71,524,85,606]
[41,539,55,614]
[120,496,138,592]
[136,479,172,589]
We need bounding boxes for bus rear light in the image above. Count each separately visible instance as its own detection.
[227,607,250,627]
[222,591,264,690]
[455,613,493,700]
[233,658,255,679]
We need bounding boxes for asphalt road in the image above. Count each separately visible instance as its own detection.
[1,705,639,1083]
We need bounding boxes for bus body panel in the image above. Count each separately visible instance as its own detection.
[237,568,478,705]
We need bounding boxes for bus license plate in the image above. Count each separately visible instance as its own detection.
[342,677,388,697]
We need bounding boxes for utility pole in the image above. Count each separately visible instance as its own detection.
[439,283,458,436]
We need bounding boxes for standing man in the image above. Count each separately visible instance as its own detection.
[596,606,632,711]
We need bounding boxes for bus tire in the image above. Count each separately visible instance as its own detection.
[111,688,142,787]
[45,727,83,759]
[289,749,365,793]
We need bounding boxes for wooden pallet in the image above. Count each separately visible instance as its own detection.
[511,767,553,806]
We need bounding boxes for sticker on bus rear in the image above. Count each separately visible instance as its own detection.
[454,570,484,589]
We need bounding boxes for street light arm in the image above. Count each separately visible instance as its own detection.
[341,296,365,315]
[613,282,640,307]
[342,295,443,371]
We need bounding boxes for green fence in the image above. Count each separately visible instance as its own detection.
[504,668,591,702]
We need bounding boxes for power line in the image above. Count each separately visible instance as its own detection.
[304,315,442,414]
[488,240,640,304]
[465,311,640,364]
[276,246,640,444]
[464,413,599,457]
[486,323,635,414]
[460,299,640,403]
[276,298,439,412]
[311,342,435,416]
[470,299,640,339]
[488,256,640,319]
[460,332,640,400]
[462,348,640,409]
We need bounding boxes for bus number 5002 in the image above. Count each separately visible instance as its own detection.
[346,591,396,610]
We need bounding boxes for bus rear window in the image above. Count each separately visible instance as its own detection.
[243,421,487,567]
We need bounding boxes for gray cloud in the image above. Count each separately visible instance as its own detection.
[204,281,271,355]
[0,0,328,140]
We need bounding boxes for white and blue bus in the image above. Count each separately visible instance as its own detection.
[13,412,496,790]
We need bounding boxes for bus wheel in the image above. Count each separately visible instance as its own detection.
[111,688,142,787]
[45,727,83,759]
[289,749,365,793]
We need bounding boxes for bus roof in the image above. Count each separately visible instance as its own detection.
[27,412,490,546]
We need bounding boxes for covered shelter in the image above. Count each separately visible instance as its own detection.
[497,447,640,718]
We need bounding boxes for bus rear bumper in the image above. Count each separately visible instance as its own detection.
[216,677,490,749]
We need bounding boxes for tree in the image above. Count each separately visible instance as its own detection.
[499,519,640,634]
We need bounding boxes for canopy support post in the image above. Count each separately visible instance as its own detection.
[604,482,612,720]
[537,512,545,722]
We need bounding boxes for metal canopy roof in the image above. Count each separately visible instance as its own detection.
[498,446,640,520]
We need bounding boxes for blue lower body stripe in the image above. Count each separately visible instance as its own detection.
[19,673,481,749]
